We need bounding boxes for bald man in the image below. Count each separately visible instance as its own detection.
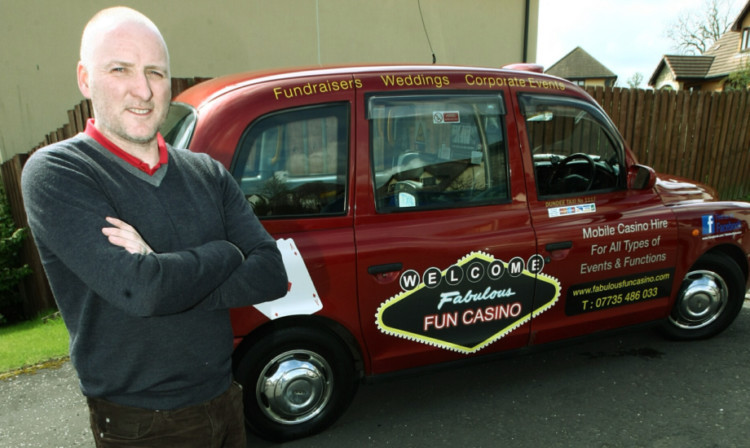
[21,7,288,447]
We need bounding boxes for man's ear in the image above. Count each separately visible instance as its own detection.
[77,62,92,99]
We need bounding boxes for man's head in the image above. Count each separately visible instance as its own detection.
[77,7,171,155]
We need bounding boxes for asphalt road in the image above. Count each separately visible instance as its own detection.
[3,303,750,448]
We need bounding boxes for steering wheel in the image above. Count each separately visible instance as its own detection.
[548,153,595,193]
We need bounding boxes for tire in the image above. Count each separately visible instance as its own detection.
[233,327,358,442]
[660,253,746,340]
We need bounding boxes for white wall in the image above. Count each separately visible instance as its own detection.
[0,0,538,160]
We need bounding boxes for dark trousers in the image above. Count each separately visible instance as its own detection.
[87,382,246,448]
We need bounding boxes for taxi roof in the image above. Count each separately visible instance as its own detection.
[173,63,565,108]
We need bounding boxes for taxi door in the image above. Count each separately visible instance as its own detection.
[512,91,679,345]
[352,71,541,375]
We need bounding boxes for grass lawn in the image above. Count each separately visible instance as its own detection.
[0,313,69,376]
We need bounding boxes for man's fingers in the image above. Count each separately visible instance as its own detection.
[104,233,140,254]
[105,216,135,231]
[101,225,138,242]
[102,217,153,254]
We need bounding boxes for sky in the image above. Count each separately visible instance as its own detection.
[535,0,746,87]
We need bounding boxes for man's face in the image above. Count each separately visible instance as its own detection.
[78,22,171,152]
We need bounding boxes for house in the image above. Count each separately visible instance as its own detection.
[648,55,717,91]
[544,47,618,87]
[649,1,750,91]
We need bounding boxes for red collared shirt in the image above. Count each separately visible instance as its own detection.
[84,119,168,176]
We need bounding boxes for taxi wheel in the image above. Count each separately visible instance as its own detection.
[661,253,745,340]
[234,327,358,442]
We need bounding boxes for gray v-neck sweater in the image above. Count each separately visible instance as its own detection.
[21,133,287,409]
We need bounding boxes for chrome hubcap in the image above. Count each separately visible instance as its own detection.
[670,269,728,330]
[256,350,332,425]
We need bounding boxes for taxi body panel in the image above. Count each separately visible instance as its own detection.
[166,64,750,441]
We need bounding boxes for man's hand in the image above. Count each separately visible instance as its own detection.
[102,216,154,255]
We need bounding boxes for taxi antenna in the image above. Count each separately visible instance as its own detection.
[418,0,437,64]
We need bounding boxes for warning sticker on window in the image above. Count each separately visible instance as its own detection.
[434,111,460,124]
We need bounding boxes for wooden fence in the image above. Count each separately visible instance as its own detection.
[586,86,750,201]
[1,79,749,317]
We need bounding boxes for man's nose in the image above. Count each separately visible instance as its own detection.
[130,71,154,101]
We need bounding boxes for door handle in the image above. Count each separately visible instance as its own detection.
[368,263,403,275]
[545,241,573,252]
[545,241,573,261]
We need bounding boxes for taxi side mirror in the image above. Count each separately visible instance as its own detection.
[627,164,656,190]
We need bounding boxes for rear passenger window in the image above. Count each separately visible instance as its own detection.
[232,104,349,217]
[368,94,509,212]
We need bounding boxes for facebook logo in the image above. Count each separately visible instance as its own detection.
[702,215,715,235]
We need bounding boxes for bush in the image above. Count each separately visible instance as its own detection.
[725,61,750,91]
[0,185,32,324]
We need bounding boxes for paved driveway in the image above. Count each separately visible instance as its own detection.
[3,299,750,448]
[0,361,90,447]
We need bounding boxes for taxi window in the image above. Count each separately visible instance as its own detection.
[161,102,196,149]
[232,103,349,218]
[368,94,509,212]
[519,94,625,198]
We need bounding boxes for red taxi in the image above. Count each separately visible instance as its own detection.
[163,64,750,441]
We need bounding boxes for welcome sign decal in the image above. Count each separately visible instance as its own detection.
[376,251,561,354]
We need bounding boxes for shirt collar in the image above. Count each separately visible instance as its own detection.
[84,119,168,176]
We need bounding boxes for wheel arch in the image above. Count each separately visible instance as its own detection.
[232,315,365,379]
[703,244,749,285]
[661,247,746,340]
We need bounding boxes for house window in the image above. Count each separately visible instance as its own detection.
[743,28,750,52]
